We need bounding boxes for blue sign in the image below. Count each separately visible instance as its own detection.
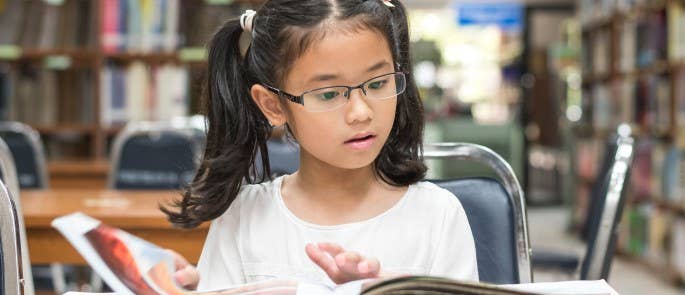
[456,2,523,31]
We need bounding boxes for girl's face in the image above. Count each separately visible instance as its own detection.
[282,28,398,170]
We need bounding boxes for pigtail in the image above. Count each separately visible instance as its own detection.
[163,19,272,229]
[375,0,427,185]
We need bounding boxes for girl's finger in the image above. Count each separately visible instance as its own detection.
[336,252,362,275]
[358,257,381,278]
[167,249,190,270]
[174,265,200,290]
[305,243,341,279]
[318,242,345,257]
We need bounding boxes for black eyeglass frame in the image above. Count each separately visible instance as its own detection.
[262,71,407,108]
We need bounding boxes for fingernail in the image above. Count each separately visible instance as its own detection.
[358,261,369,273]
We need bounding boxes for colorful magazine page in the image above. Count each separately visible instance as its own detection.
[52,212,303,295]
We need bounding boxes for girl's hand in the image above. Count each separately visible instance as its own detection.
[305,242,381,284]
[167,250,200,290]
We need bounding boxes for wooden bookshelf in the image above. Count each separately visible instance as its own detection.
[105,52,180,64]
[577,0,685,286]
[0,0,265,187]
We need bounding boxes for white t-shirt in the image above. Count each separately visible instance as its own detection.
[196,175,478,291]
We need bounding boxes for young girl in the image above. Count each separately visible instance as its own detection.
[164,0,478,290]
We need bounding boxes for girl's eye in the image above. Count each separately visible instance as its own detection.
[318,91,340,100]
[368,79,387,90]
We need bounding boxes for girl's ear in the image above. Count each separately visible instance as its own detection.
[251,84,287,126]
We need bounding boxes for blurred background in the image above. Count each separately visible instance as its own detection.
[0,0,684,294]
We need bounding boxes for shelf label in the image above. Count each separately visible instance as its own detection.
[179,47,207,62]
[0,45,21,60]
[44,55,72,70]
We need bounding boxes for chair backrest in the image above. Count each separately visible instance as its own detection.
[0,178,23,295]
[0,137,33,295]
[0,122,49,189]
[108,122,202,189]
[253,138,300,178]
[424,143,532,284]
[580,127,635,280]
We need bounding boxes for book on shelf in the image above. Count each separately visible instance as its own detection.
[633,74,671,134]
[645,206,670,266]
[591,83,611,130]
[635,10,668,68]
[627,204,649,256]
[53,213,619,295]
[100,62,189,126]
[179,1,244,48]
[675,71,685,137]
[11,0,97,50]
[671,217,685,280]
[652,75,671,135]
[650,142,667,201]
[581,35,593,78]
[616,78,635,124]
[668,0,685,62]
[618,20,636,73]
[662,145,685,208]
[101,0,181,53]
[100,0,250,54]
[7,64,95,126]
[631,139,653,201]
[573,138,603,231]
[0,0,24,46]
[576,138,602,181]
[615,0,642,14]
[591,30,610,76]
[578,0,615,26]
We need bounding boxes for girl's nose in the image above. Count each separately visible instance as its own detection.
[345,88,374,124]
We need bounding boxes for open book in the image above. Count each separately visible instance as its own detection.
[52,213,619,295]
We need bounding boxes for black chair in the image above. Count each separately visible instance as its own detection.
[254,138,300,178]
[0,122,49,189]
[108,122,203,190]
[424,143,532,284]
[532,125,635,280]
[0,137,33,295]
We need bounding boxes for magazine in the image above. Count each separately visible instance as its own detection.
[52,213,619,295]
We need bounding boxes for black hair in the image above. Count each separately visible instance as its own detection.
[163,0,427,229]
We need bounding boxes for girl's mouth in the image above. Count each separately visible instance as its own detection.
[344,134,377,150]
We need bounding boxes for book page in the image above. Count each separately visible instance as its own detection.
[502,280,618,295]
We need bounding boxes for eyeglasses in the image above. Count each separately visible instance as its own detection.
[263,72,407,112]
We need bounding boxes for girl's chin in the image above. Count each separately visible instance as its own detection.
[327,155,380,171]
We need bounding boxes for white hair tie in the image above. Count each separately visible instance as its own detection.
[240,10,257,33]
[381,0,395,7]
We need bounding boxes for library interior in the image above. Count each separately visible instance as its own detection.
[0,0,685,294]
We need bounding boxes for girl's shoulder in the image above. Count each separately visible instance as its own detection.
[219,176,282,217]
[405,181,465,211]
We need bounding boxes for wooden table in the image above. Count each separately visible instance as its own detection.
[22,189,209,265]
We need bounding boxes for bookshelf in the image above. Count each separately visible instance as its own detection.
[577,0,685,286]
[0,0,264,167]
